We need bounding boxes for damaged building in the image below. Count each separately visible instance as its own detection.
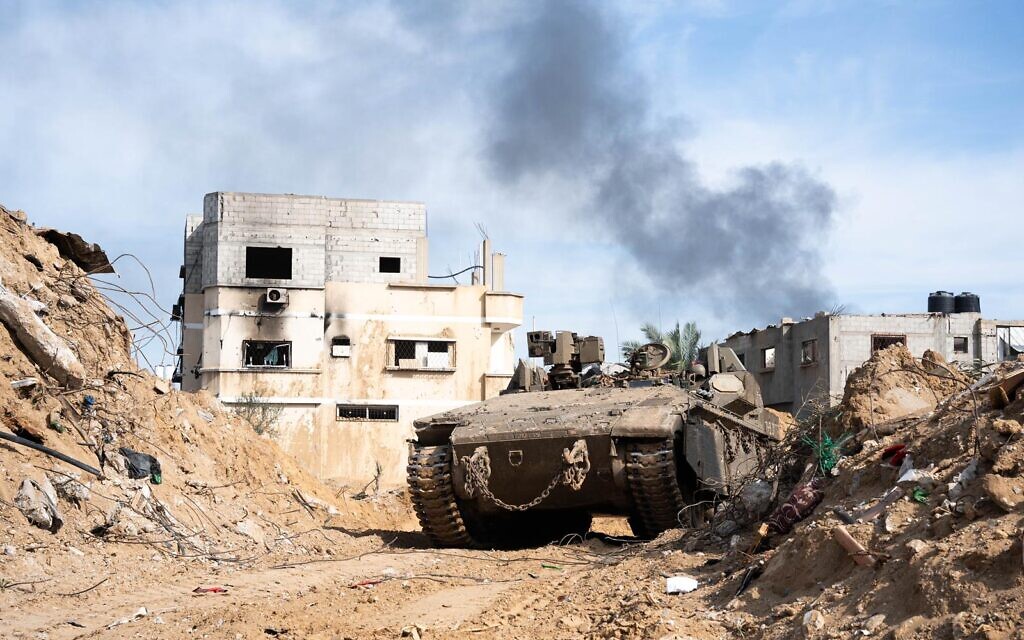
[175,192,522,486]
[722,292,1024,417]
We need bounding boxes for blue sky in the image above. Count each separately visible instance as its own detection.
[0,0,1021,367]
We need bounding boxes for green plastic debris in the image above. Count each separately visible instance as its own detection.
[911,487,928,503]
[541,563,562,571]
[802,432,853,474]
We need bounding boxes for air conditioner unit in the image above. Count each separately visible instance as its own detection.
[265,288,289,305]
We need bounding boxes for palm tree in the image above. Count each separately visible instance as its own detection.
[620,321,702,371]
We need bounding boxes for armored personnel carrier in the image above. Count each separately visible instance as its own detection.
[408,331,784,547]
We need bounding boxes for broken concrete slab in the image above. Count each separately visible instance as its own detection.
[14,477,63,532]
[0,282,86,388]
[35,228,115,274]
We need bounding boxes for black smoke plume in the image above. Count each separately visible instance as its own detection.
[486,1,836,319]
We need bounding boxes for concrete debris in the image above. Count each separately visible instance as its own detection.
[35,227,115,274]
[14,477,63,532]
[0,282,86,388]
[802,609,826,633]
[863,614,887,634]
[47,471,90,505]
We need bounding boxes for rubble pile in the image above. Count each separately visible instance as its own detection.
[711,346,1024,639]
[834,344,971,430]
[0,205,405,610]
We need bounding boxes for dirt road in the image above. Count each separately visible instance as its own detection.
[4,519,738,640]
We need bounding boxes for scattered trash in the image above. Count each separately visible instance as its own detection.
[107,606,148,629]
[832,525,877,567]
[911,487,929,503]
[802,433,851,474]
[350,578,385,588]
[3,544,15,556]
[14,477,63,532]
[193,586,228,594]
[768,478,824,534]
[10,377,38,389]
[735,560,765,597]
[665,575,699,594]
[881,443,909,467]
[854,487,904,523]
[897,467,937,490]
[82,395,96,417]
[118,447,162,484]
[48,409,65,433]
[197,409,215,423]
[946,458,979,501]
[541,563,562,571]
[833,507,856,524]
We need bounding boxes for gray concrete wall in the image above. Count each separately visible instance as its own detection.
[195,192,426,290]
[723,316,830,414]
[723,311,1015,418]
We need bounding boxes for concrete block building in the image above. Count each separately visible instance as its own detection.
[722,303,1024,418]
[175,192,523,486]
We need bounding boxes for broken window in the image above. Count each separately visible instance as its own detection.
[387,338,455,370]
[331,336,352,358]
[243,341,291,368]
[953,337,969,354]
[761,346,776,371]
[379,256,401,273]
[997,327,1024,361]
[801,339,818,365]
[871,335,906,353]
[245,246,292,279]
[336,404,399,421]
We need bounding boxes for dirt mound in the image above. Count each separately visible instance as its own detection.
[836,343,971,430]
[0,205,412,613]
[710,357,1024,638]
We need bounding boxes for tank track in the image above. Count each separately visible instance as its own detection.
[624,439,687,539]
[407,445,472,547]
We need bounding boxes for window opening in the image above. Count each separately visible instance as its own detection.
[336,404,399,421]
[871,335,906,353]
[245,246,292,279]
[761,346,776,370]
[953,337,969,354]
[379,256,401,273]
[388,339,455,370]
[801,339,818,365]
[331,336,352,358]
[243,341,291,368]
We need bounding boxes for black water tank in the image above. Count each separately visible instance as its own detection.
[928,291,955,313]
[954,291,981,313]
